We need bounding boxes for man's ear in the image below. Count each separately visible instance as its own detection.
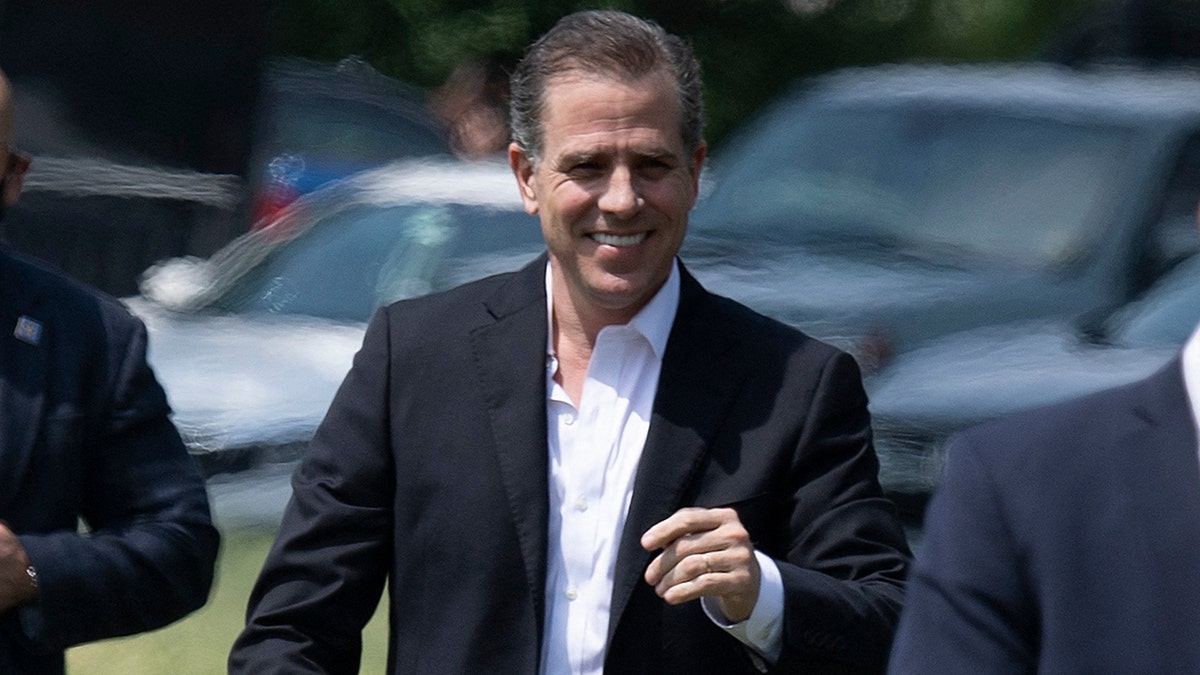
[2,168,23,206]
[2,150,28,206]
[690,142,707,195]
[508,142,539,215]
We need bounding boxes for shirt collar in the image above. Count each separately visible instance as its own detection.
[544,260,681,361]
[1181,322,1200,436]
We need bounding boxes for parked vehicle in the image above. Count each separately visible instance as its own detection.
[246,57,452,226]
[126,157,543,475]
[685,63,1200,371]
[867,253,1200,528]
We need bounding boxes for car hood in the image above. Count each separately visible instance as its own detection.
[866,320,1176,428]
[126,298,365,453]
[681,238,1090,361]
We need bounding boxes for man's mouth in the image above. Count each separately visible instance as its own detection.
[590,232,647,247]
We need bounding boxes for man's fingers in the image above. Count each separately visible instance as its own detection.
[640,506,733,551]
[642,508,745,586]
[651,548,757,608]
[641,506,761,621]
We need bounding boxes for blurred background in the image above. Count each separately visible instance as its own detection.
[1,0,1162,296]
[2,0,1199,672]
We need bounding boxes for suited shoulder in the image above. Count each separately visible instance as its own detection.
[711,289,836,347]
[377,260,538,333]
[0,247,144,341]
[684,276,854,377]
[949,359,1185,482]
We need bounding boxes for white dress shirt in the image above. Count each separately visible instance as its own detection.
[538,261,783,675]
[1180,323,1200,444]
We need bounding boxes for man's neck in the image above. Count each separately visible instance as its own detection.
[551,290,630,407]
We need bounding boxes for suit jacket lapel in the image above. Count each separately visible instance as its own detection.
[1120,359,1200,609]
[608,264,744,642]
[470,256,552,644]
[0,251,47,515]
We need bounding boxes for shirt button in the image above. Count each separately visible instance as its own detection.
[564,414,575,425]
[565,586,578,601]
[574,496,588,512]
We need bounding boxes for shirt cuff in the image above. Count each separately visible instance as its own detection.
[701,550,784,664]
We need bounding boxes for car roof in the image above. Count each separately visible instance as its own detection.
[263,56,440,128]
[791,62,1200,123]
[249,153,513,211]
[327,156,524,209]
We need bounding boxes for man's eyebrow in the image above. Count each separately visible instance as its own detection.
[553,147,680,169]
[556,151,601,166]
[639,149,681,162]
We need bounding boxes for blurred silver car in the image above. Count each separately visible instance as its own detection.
[125,157,544,475]
[867,254,1200,527]
[686,62,1200,370]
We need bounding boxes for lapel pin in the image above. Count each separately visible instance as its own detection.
[14,316,43,346]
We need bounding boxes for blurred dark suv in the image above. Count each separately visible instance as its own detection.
[685,62,1200,372]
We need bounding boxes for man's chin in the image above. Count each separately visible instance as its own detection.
[583,276,664,314]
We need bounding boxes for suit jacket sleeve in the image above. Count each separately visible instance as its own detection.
[230,307,395,674]
[886,433,1036,673]
[14,312,219,650]
[768,351,911,673]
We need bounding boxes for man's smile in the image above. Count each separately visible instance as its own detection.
[590,231,649,247]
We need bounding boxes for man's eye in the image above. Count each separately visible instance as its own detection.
[567,163,603,177]
[638,161,672,179]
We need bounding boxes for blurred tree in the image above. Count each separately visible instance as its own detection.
[267,0,1103,149]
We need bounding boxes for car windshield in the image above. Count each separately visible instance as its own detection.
[693,106,1133,268]
[1109,256,1200,347]
[199,201,544,322]
[268,94,450,163]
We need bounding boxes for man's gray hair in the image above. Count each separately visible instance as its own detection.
[508,10,704,164]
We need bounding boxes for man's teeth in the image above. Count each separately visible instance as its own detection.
[591,232,647,247]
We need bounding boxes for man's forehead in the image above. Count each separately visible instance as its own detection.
[543,67,672,93]
[539,72,683,146]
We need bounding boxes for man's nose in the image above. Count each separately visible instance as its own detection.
[598,166,642,218]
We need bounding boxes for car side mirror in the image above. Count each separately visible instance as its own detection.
[138,256,214,311]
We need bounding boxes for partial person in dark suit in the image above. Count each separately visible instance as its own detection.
[230,10,910,674]
[0,70,219,674]
[888,214,1200,672]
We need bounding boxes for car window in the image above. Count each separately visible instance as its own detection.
[1112,255,1200,346]
[1140,131,1200,283]
[267,94,450,163]
[694,106,1133,269]
[205,202,543,322]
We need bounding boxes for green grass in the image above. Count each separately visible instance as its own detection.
[66,526,390,674]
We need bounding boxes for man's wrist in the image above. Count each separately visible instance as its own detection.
[702,551,784,662]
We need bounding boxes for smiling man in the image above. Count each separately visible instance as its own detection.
[230,10,910,674]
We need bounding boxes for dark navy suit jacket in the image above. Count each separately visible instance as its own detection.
[0,248,218,674]
[889,359,1200,673]
[230,256,910,674]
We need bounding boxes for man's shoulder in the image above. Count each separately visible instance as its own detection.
[973,364,1171,433]
[684,274,844,365]
[394,263,533,314]
[371,259,542,340]
[952,360,1182,469]
[1,247,142,337]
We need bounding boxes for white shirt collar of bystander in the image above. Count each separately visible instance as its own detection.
[1180,323,1200,440]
